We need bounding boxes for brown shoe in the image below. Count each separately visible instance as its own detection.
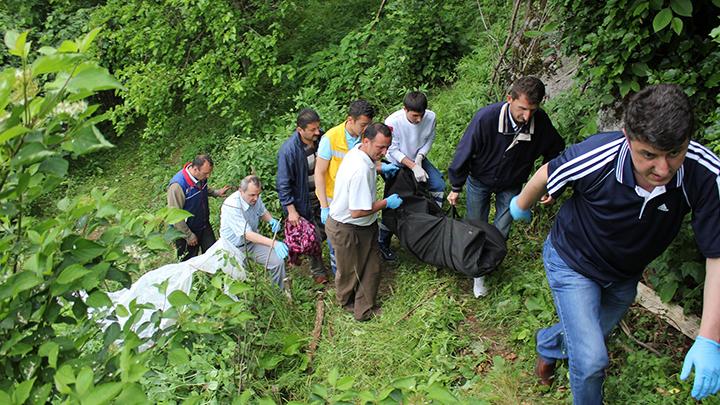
[535,356,556,386]
[313,275,328,285]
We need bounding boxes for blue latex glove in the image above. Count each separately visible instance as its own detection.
[509,195,531,222]
[385,193,403,209]
[680,335,720,400]
[321,207,329,224]
[273,241,289,260]
[381,163,400,178]
[269,218,281,233]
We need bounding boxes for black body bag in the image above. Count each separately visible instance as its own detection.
[382,168,507,277]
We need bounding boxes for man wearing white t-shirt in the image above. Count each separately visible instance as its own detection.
[326,123,403,321]
[380,91,445,260]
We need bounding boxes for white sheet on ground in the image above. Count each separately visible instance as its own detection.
[96,237,247,342]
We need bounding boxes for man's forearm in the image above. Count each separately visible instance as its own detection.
[699,258,720,341]
[350,199,387,218]
[516,163,550,210]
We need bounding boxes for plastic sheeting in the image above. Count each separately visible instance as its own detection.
[95,237,247,343]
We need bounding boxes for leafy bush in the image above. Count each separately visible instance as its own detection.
[0,29,172,403]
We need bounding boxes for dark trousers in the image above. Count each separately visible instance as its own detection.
[175,225,216,262]
[326,217,382,320]
[307,197,327,277]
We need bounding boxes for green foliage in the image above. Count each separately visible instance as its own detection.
[0,29,174,403]
[91,0,296,139]
[551,0,720,120]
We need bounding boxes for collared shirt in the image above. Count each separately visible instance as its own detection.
[329,145,378,226]
[220,191,268,247]
[385,109,437,165]
[547,131,720,283]
[448,102,564,192]
[317,126,361,160]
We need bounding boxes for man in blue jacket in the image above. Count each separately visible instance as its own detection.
[168,154,229,261]
[447,76,565,296]
[277,109,329,284]
[511,84,720,403]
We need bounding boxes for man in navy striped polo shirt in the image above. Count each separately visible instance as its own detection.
[510,84,720,403]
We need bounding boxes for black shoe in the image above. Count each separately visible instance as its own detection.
[378,244,397,261]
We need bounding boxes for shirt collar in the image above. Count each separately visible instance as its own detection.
[237,192,251,210]
[614,139,684,189]
[354,144,375,168]
[498,102,535,136]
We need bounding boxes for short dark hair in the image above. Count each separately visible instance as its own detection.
[191,154,213,168]
[296,108,320,129]
[403,91,428,113]
[362,122,392,141]
[509,76,545,105]
[348,99,375,120]
[624,84,694,151]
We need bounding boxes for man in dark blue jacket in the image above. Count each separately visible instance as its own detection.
[447,76,565,297]
[277,109,328,284]
[167,154,229,261]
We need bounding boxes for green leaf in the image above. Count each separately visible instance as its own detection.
[0,271,42,300]
[671,17,683,35]
[157,207,193,225]
[12,378,35,405]
[103,323,121,347]
[58,40,79,53]
[426,382,458,404]
[71,238,105,262]
[145,234,167,250]
[5,31,29,57]
[82,382,122,405]
[657,281,679,302]
[113,383,147,405]
[39,157,69,178]
[75,367,93,396]
[56,264,90,284]
[168,348,190,366]
[31,54,81,76]
[670,0,692,16]
[335,376,354,391]
[87,290,112,308]
[523,30,542,38]
[11,142,56,167]
[78,27,102,53]
[168,290,193,307]
[392,376,416,390]
[66,66,124,93]
[115,304,129,318]
[328,368,339,386]
[229,281,251,295]
[0,125,29,144]
[619,80,632,97]
[0,390,9,404]
[64,125,113,155]
[38,341,60,368]
[54,364,75,394]
[630,62,650,77]
[653,8,673,32]
[0,68,16,111]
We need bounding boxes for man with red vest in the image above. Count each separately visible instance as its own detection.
[167,154,229,261]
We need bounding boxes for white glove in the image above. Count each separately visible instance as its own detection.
[412,154,428,182]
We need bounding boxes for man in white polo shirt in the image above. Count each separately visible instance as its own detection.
[326,123,403,321]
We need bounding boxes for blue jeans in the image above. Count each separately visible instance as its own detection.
[465,176,519,239]
[422,158,445,195]
[537,236,639,405]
